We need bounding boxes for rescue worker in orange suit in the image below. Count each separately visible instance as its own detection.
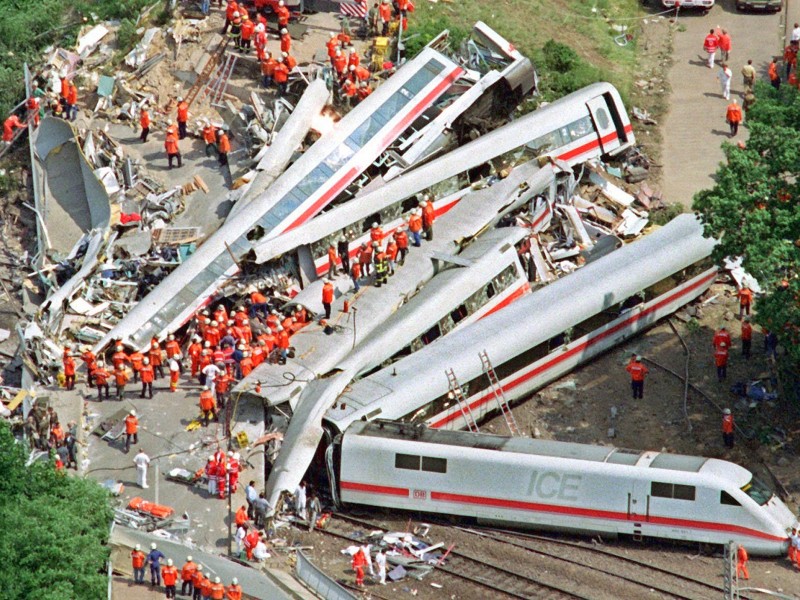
[713,326,731,349]
[738,285,753,318]
[408,209,423,246]
[2,114,26,144]
[218,127,231,167]
[65,81,78,121]
[94,361,111,401]
[378,0,392,36]
[327,243,338,278]
[356,82,372,102]
[150,340,165,379]
[112,345,129,370]
[352,546,368,586]
[333,49,348,80]
[274,59,290,96]
[358,242,373,276]
[421,198,435,241]
[63,351,76,390]
[165,130,182,169]
[736,544,749,580]
[180,556,197,597]
[726,99,742,137]
[769,57,781,90]
[254,23,267,61]
[226,578,243,600]
[341,78,357,107]
[322,279,335,320]
[741,317,752,359]
[277,325,290,364]
[276,0,290,28]
[228,451,241,492]
[131,544,146,584]
[190,565,204,600]
[223,0,239,34]
[140,357,155,398]
[240,13,254,51]
[124,409,138,453]
[625,355,648,399]
[176,97,189,139]
[138,107,150,142]
[197,570,212,600]
[722,407,735,449]
[200,386,217,426]
[114,366,130,401]
[235,504,248,528]
[244,528,260,560]
[261,51,278,88]
[162,558,179,599]
[217,458,228,499]
[280,28,292,54]
[202,120,218,158]
[165,334,181,370]
[215,371,232,409]
[395,226,409,265]
[26,93,40,127]
[129,350,144,382]
[715,342,729,381]
[81,346,97,388]
[188,336,203,377]
[210,577,225,600]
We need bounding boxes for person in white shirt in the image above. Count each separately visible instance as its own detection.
[375,549,387,585]
[718,63,732,100]
[235,524,247,558]
[202,362,220,390]
[294,481,307,520]
[792,22,800,43]
[361,544,374,577]
[133,449,151,488]
[253,533,270,562]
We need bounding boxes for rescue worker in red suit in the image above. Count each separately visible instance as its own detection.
[63,351,76,390]
[722,407,735,449]
[714,342,729,382]
[228,451,241,493]
[352,547,368,586]
[713,326,731,349]
[2,114,25,143]
[322,280,335,320]
[625,355,648,399]
[736,544,749,580]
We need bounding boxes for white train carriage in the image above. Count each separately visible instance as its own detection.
[324,214,717,435]
[333,421,797,556]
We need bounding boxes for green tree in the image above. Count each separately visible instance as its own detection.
[693,82,800,365]
[0,421,113,599]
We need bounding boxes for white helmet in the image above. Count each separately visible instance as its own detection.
[168,334,175,341]
[203,385,209,390]
[129,410,136,416]
[211,320,218,326]
[233,11,240,16]
[97,361,105,367]
[167,559,173,566]
[228,451,234,457]
[723,408,731,415]
[232,577,238,585]
[209,455,215,461]
[116,345,123,351]
[135,544,141,551]
[419,200,428,207]
[151,543,157,550]
[281,28,288,35]
[329,32,335,38]
[197,565,203,572]
[233,452,240,460]
[215,577,221,584]
[187,555,193,562]
[143,358,150,364]
[204,341,211,348]
[256,23,265,32]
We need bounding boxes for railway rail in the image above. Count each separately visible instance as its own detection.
[323,513,587,599]
[325,512,751,600]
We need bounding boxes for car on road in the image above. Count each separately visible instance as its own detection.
[661,0,715,9]
[735,0,782,11]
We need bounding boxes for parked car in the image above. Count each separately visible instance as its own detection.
[661,0,715,8]
[736,0,782,11]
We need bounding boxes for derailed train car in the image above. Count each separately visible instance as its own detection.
[329,420,797,556]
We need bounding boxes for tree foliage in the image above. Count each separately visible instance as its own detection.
[693,82,800,365]
[0,421,112,599]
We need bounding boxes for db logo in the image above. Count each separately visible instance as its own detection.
[412,489,427,500]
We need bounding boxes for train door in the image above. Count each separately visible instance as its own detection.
[586,97,621,154]
[627,480,650,522]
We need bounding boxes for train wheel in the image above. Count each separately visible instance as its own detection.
[698,542,718,556]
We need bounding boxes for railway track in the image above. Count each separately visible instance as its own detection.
[328,512,751,600]
[325,513,587,599]
[459,527,732,600]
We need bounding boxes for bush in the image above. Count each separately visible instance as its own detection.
[403,16,469,60]
[117,18,140,54]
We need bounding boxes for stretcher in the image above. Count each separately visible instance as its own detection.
[93,408,130,441]
[166,467,205,487]
[128,497,175,519]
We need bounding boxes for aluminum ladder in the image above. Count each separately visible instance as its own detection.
[445,368,479,433]
[479,349,520,436]
[204,52,238,107]
[184,38,228,107]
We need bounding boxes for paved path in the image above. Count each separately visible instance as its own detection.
[660,1,786,207]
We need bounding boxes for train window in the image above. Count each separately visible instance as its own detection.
[651,482,672,498]
[421,457,447,474]
[673,484,696,501]
[395,454,420,470]
[451,304,468,324]
[720,491,741,506]
[421,324,442,345]
[401,197,420,213]
[362,213,382,233]
[651,482,696,501]
[486,282,496,299]
[567,116,594,142]
[741,476,773,506]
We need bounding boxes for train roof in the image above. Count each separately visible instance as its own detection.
[328,214,716,426]
[347,421,754,479]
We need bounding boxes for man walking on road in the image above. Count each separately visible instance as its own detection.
[726,100,742,137]
[134,448,151,488]
[741,59,756,92]
[769,58,781,89]
[717,29,731,62]
[124,410,138,453]
[703,29,719,69]
[718,63,732,100]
